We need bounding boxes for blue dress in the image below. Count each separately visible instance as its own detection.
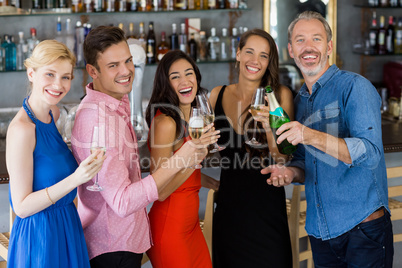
[7,98,90,268]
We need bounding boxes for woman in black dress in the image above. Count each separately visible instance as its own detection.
[209,29,294,267]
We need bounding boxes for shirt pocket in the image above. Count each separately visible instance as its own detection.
[318,107,345,137]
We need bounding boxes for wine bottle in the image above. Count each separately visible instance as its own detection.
[265,85,297,155]
[157,31,169,62]
[146,21,156,64]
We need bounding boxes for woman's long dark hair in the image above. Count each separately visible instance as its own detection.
[238,29,281,161]
[145,50,207,137]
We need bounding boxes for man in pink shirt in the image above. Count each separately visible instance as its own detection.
[71,26,218,268]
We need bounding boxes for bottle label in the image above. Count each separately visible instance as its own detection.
[269,107,284,117]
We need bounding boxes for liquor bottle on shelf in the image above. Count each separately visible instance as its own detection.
[230,27,238,59]
[137,0,144,11]
[146,21,156,64]
[75,21,85,67]
[55,17,63,44]
[199,31,207,61]
[389,0,398,6]
[117,0,126,11]
[0,36,5,72]
[127,23,136,39]
[2,35,16,71]
[368,11,378,54]
[238,0,247,8]
[163,0,173,10]
[179,23,187,53]
[94,0,103,11]
[368,0,379,6]
[105,0,115,11]
[153,0,162,10]
[219,27,230,61]
[207,27,220,61]
[175,0,187,10]
[72,0,84,12]
[27,28,40,59]
[127,0,137,11]
[380,0,388,6]
[138,22,147,52]
[65,18,75,54]
[395,18,402,54]
[378,15,387,55]
[118,23,124,31]
[188,32,198,62]
[170,23,179,50]
[217,0,225,9]
[85,0,95,12]
[188,0,195,9]
[157,31,169,62]
[16,32,27,71]
[386,16,395,54]
[208,0,216,9]
[265,85,297,155]
[228,0,238,8]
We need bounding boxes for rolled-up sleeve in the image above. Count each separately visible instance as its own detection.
[343,77,383,169]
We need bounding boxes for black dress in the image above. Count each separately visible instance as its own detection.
[212,86,292,268]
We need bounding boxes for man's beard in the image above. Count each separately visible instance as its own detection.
[294,47,329,77]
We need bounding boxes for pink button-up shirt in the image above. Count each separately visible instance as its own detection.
[71,83,158,260]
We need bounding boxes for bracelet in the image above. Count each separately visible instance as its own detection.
[45,187,55,205]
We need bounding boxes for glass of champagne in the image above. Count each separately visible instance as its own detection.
[188,107,205,169]
[196,93,225,153]
[245,87,265,146]
[87,125,106,191]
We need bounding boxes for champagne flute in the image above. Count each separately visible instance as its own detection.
[188,107,205,169]
[196,93,225,153]
[87,126,106,191]
[245,87,265,146]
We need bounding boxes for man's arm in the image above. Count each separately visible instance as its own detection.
[276,123,352,164]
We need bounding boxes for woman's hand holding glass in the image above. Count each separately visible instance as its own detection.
[196,93,225,153]
[72,149,106,188]
[245,87,266,146]
[188,107,220,169]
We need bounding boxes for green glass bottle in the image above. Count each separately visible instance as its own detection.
[265,85,297,155]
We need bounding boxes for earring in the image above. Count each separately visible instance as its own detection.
[235,61,239,69]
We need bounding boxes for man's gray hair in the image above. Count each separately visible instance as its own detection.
[288,11,332,44]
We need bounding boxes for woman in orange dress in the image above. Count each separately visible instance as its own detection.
[145,50,219,268]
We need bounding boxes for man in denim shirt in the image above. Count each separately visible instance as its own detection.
[262,11,394,267]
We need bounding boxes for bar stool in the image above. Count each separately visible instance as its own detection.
[287,184,314,268]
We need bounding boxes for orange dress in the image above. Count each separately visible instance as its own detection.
[147,111,212,268]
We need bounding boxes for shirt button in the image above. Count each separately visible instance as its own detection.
[317,204,320,207]
[123,115,126,118]
[119,103,123,106]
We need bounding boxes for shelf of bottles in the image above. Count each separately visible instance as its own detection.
[353,2,402,56]
[0,0,249,73]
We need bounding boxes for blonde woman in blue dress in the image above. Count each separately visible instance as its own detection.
[6,40,105,268]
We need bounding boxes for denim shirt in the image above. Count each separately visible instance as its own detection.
[290,65,389,240]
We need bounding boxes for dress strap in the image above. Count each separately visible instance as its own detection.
[214,85,227,116]
[22,97,37,123]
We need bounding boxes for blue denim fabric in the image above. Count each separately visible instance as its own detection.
[290,65,389,240]
[309,210,394,268]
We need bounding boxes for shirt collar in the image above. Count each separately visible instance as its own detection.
[85,82,129,112]
[299,64,339,97]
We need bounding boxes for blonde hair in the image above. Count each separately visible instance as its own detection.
[25,40,76,78]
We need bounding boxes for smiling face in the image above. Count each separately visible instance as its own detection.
[87,41,135,100]
[28,58,73,106]
[168,58,198,107]
[288,18,332,79]
[236,35,270,83]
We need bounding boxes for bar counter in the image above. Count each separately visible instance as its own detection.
[1,121,402,181]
